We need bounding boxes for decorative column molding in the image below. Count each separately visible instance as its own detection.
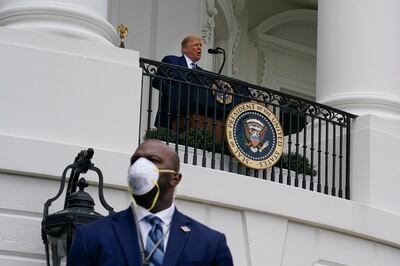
[0,0,117,45]
[202,0,218,44]
[254,34,316,88]
[268,21,316,36]
[231,0,245,74]
[214,0,244,75]
[257,45,273,89]
[254,34,316,64]
[233,0,245,15]
[249,9,316,93]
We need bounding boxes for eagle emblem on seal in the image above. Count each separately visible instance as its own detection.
[243,118,269,153]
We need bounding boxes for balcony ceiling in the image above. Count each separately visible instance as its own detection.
[248,0,318,29]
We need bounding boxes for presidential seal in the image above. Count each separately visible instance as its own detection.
[225,102,284,170]
[211,80,233,104]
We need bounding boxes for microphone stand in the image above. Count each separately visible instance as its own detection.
[217,48,226,75]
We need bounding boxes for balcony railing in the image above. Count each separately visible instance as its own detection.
[139,58,357,199]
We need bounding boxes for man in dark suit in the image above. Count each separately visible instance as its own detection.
[162,35,202,69]
[67,139,233,266]
[152,36,203,129]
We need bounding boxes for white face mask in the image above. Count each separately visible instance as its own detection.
[128,157,159,196]
[127,157,177,211]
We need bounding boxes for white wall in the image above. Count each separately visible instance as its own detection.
[350,115,400,214]
[1,148,400,265]
[1,2,400,266]
[0,27,141,156]
[108,0,206,62]
[0,26,140,264]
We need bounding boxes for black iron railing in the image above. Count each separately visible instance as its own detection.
[139,58,357,199]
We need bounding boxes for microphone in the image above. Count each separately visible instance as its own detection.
[208,47,224,54]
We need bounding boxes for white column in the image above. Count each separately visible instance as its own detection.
[0,0,117,45]
[0,1,141,186]
[317,0,400,120]
[317,0,400,214]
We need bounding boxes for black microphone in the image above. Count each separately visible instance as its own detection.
[208,47,223,54]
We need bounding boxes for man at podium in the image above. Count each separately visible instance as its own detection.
[152,35,204,129]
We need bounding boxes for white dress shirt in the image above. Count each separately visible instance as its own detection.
[184,55,197,69]
[132,202,175,251]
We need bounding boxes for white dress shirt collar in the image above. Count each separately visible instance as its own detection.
[183,55,197,69]
[133,202,175,227]
[131,202,176,251]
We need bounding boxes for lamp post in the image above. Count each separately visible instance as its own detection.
[41,148,114,266]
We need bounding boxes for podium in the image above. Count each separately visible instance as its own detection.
[169,82,241,139]
[171,114,224,139]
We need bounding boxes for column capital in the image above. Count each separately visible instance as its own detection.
[0,0,117,45]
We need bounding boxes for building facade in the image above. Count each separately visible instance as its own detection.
[0,0,399,265]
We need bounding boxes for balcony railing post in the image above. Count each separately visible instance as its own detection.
[345,117,351,200]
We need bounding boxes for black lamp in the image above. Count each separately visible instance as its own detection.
[41,148,114,266]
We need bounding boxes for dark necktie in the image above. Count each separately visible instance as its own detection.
[190,62,197,69]
[145,215,164,266]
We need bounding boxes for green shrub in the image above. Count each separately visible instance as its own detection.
[146,127,230,154]
[276,152,316,176]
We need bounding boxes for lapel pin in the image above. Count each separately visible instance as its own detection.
[180,225,191,233]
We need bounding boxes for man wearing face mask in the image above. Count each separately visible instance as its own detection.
[67,139,234,266]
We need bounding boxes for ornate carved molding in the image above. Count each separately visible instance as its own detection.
[249,9,317,38]
[202,0,218,44]
[233,0,245,16]
[255,35,316,64]
[250,9,317,97]
[231,0,245,74]
[259,49,271,88]
[268,21,316,35]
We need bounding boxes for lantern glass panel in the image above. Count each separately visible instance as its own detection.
[48,233,67,266]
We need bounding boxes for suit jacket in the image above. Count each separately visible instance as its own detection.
[162,55,191,68]
[151,55,249,128]
[152,55,203,128]
[67,207,233,266]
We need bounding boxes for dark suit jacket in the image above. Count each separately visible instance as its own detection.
[152,55,249,128]
[162,55,191,68]
[67,207,233,266]
[152,55,204,128]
